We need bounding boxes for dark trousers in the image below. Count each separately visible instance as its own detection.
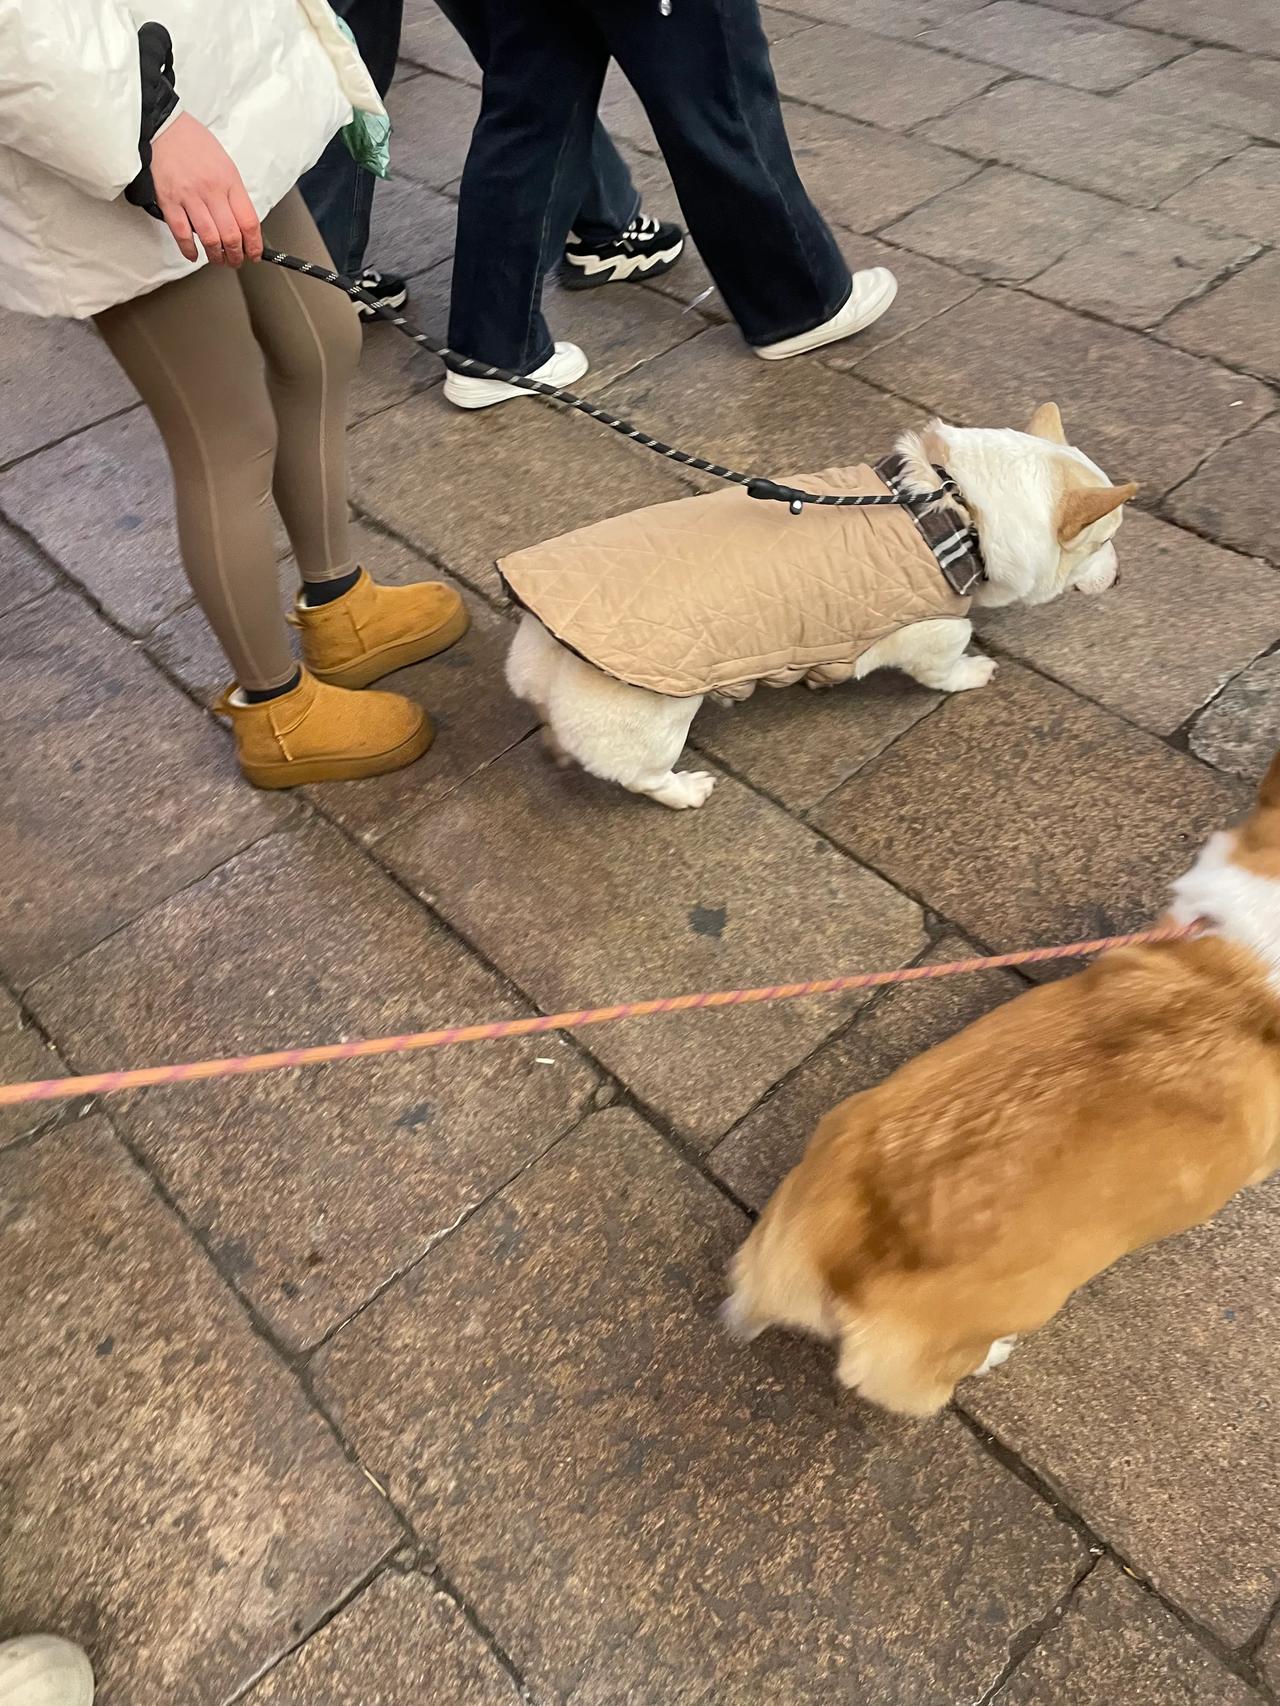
[300,0,639,278]
[300,0,403,275]
[449,0,851,372]
[435,0,639,247]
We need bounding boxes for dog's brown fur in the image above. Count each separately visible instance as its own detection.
[727,760,1280,1416]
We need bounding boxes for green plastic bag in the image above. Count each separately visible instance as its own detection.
[333,15,392,179]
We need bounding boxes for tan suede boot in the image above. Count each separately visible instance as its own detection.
[216,669,432,788]
[293,568,469,689]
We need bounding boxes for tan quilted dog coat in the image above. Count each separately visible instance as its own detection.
[498,462,973,701]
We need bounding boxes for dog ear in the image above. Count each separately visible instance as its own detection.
[1027,402,1068,444]
[1257,751,1280,812]
[1057,481,1138,545]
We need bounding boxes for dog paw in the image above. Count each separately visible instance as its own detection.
[942,654,997,692]
[974,1335,1017,1376]
[540,727,574,769]
[672,771,716,809]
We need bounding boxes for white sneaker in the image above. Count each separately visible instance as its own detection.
[443,341,590,411]
[0,1637,94,1706]
[753,268,899,361]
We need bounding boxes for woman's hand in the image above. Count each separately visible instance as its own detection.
[149,112,263,267]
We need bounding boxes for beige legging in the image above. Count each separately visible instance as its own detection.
[95,191,362,691]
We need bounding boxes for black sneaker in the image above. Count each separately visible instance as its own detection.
[353,267,409,320]
[561,213,685,290]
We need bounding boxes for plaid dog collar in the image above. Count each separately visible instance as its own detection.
[873,453,986,597]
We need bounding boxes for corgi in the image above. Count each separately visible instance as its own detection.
[722,756,1280,1417]
[501,404,1134,810]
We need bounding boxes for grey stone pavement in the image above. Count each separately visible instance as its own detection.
[3,1,1280,1699]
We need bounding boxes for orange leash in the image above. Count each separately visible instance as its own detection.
[0,922,1198,1111]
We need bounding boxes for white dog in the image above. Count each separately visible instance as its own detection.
[500,405,1134,809]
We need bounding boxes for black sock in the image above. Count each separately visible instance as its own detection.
[301,566,361,608]
[243,668,302,705]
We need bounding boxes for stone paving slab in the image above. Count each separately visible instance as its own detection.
[1263,1620,1280,1693]
[770,0,994,34]
[366,176,459,283]
[693,670,939,814]
[965,1174,1280,1645]
[857,287,1273,496]
[923,0,1184,91]
[0,310,137,466]
[0,590,285,989]
[1189,653,1280,785]
[26,825,597,1351]
[315,1110,1086,1706]
[922,79,1244,207]
[1047,0,1134,13]
[760,4,822,39]
[978,509,1280,736]
[1119,0,1280,55]
[1030,209,1256,331]
[810,663,1250,962]
[350,377,695,601]
[398,0,482,83]
[1160,416,1280,565]
[384,71,481,192]
[770,24,999,131]
[246,1571,521,1705]
[600,323,920,478]
[350,294,450,428]
[0,409,190,635]
[998,1563,1262,1705]
[0,520,53,615]
[711,933,1020,1210]
[627,141,972,346]
[1162,146,1280,246]
[0,988,65,1149]
[817,237,981,361]
[0,1120,400,1705]
[1163,252,1280,383]
[1125,48,1280,144]
[377,741,925,1144]
[883,165,1115,283]
[782,103,981,235]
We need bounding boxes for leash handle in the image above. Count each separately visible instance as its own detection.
[261,247,927,514]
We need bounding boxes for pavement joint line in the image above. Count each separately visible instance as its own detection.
[222,1554,401,1706]
[972,1554,1104,1706]
[764,0,1280,67]
[0,399,144,478]
[951,1406,1279,1698]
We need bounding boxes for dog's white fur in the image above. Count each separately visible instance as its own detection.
[1169,831,1280,993]
[507,414,1130,808]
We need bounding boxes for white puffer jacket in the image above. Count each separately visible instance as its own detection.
[0,0,385,318]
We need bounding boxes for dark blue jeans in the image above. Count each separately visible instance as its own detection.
[301,0,639,277]
[449,0,851,372]
[435,0,639,247]
[300,0,403,275]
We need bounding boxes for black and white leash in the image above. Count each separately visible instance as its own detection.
[262,246,953,518]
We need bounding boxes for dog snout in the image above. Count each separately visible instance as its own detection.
[1073,542,1120,596]
[1077,565,1120,590]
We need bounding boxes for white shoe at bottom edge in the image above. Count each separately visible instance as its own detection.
[443,341,590,410]
[0,1637,94,1706]
[753,267,898,361]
